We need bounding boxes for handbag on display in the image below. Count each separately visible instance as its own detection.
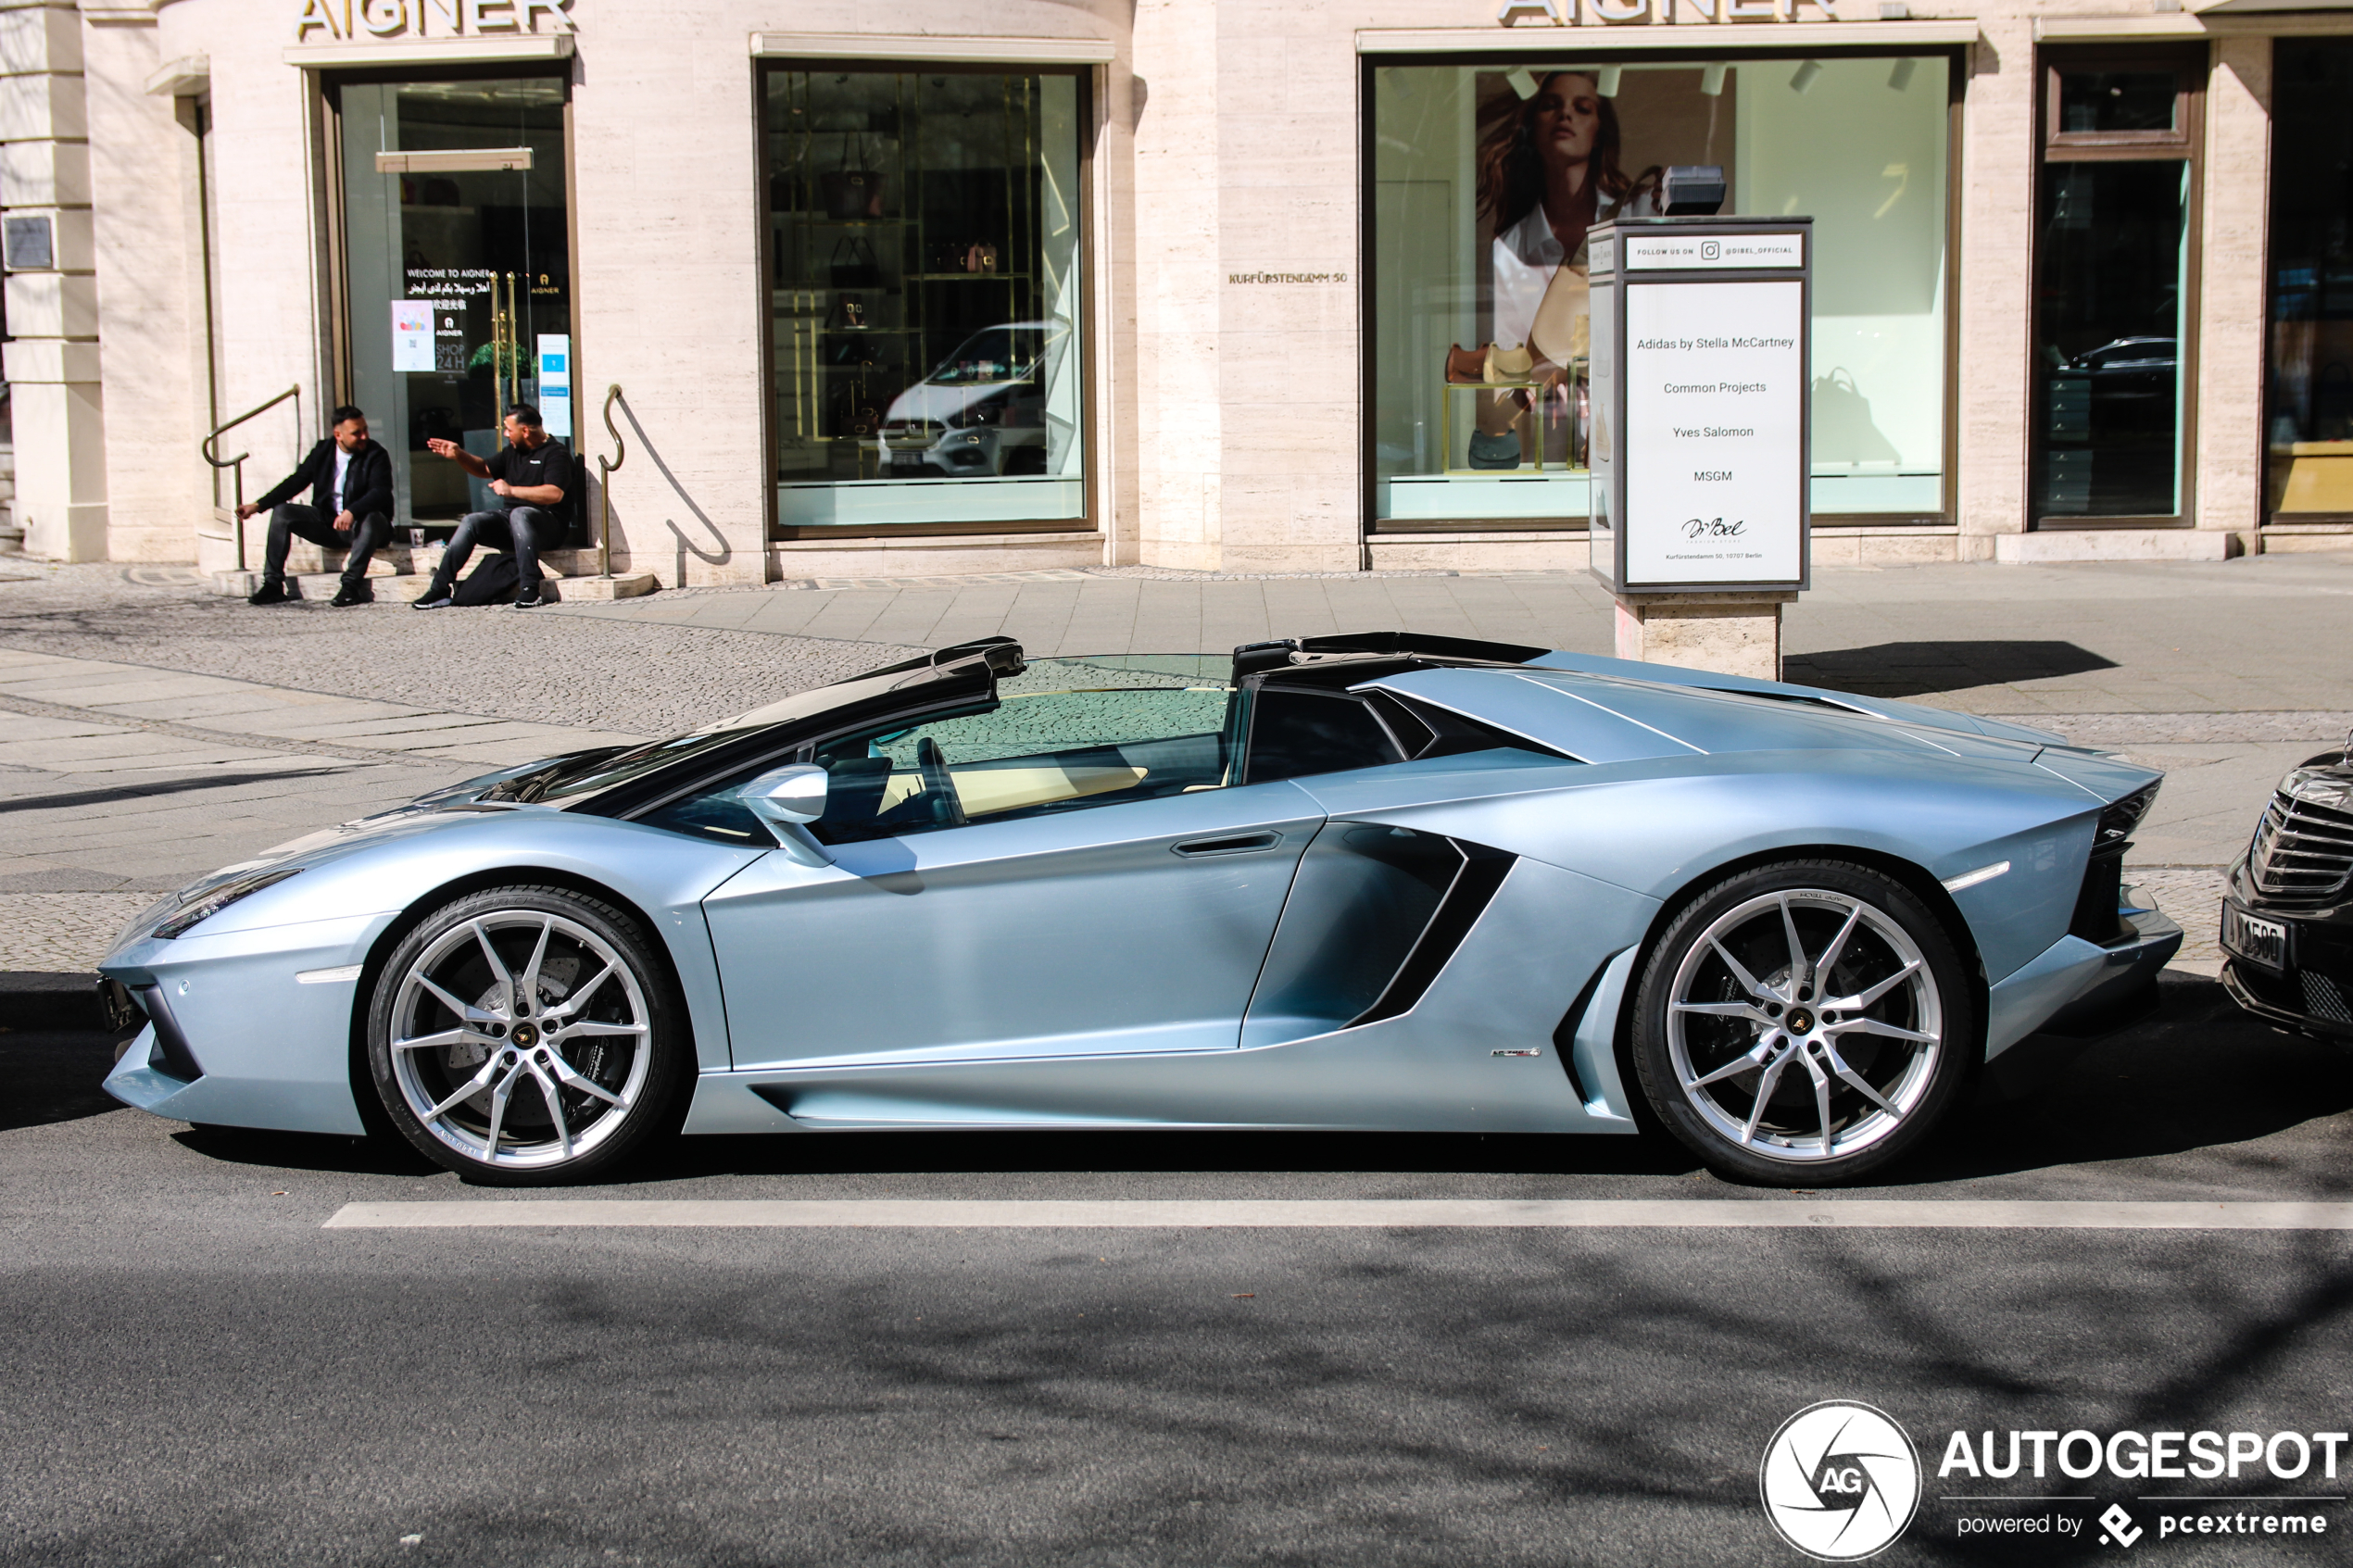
[826,335,881,369]
[963,242,999,274]
[828,380,884,440]
[818,135,885,220]
[829,236,881,289]
[1466,430,1522,470]
[1445,345,1487,384]
[825,295,867,330]
[1530,262,1590,371]
[1486,344,1538,384]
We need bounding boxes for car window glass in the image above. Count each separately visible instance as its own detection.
[1243,689,1405,784]
[636,789,780,848]
[806,686,1240,845]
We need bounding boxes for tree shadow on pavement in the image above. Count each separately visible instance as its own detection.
[1784,640,2119,698]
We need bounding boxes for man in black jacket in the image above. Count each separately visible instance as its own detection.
[238,406,395,607]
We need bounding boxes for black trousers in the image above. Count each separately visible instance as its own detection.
[262,504,389,586]
[425,507,554,600]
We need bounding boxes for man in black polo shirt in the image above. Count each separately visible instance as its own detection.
[238,405,395,608]
[414,403,576,610]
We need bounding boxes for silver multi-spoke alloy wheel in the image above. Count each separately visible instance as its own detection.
[1667,889,1941,1162]
[369,887,681,1182]
[1632,861,1971,1184]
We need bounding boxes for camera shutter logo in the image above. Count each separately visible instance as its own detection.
[1758,1401,1921,1560]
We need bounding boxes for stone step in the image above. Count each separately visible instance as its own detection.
[206,564,653,604]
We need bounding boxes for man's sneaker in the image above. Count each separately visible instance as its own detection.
[412,591,453,609]
[330,581,373,608]
[509,593,544,610]
[245,581,288,606]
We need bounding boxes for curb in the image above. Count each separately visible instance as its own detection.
[0,971,119,1032]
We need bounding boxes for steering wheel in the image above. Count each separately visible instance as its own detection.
[915,736,966,828]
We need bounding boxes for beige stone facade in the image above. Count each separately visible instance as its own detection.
[3,0,2350,583]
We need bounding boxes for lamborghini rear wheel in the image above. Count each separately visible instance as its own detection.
[1629,860,1973,1185]
[367,885,686,1185]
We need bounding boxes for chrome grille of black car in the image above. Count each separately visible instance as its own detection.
[2250,789,2353,901]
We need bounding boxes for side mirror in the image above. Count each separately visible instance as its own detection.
[737,764,834,867]
[741,763,828,825]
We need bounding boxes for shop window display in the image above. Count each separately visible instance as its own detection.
[2267,41,2353,521]
[2030,51,2197,524]
[765,69,1085,532]
[1370,57,1949,527]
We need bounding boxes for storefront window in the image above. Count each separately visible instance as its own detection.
[2032,162,2189,519]
[338,77,572,530]
[764,69,1085,533]
[2030,52,2200,525]
[1368,56,1950,529]
[2267,41,2353,521]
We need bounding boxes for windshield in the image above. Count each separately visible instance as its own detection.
[490,652,1236,809]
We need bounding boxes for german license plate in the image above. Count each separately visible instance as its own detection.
[2221,905,2287,971]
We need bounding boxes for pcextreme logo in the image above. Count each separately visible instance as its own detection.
[1760,1401,1924,1561]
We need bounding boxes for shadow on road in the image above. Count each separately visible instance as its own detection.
[1905,972,2353,1189]
[0,1026,138,1132]
[1784,640,2119,697]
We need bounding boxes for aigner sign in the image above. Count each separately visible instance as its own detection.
[295,0,573,42]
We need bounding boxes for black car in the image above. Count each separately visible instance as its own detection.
[2220,736,2353,1036]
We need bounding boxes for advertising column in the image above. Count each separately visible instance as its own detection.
[1590,219,1812,678]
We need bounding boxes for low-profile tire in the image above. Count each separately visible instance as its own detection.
[1629,859,1974,1185]
[367,885,686,1185]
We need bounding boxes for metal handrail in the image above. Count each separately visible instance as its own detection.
[596,383,624,579]
[201,384,301,571]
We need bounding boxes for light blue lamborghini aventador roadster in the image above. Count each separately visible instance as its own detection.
[97,633,2180,1185]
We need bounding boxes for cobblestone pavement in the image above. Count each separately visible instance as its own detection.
[1,891,156,969]
[8,552,2349,972]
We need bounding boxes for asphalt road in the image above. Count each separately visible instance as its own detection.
[6,972,2353,1566]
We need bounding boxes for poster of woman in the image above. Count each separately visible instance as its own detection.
[1453,69,1730,468]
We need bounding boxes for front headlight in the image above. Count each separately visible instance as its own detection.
[152,867,304,940]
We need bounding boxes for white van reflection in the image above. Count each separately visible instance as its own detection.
[879,322,1064,478]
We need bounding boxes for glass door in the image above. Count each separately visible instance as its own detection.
[337,76,573,531]
[2030,51,2202,526]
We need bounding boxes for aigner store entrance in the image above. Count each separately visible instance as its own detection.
[328,70,579,539]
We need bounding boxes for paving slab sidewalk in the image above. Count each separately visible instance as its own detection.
[0,647,650,971]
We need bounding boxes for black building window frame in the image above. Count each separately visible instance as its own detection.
[756,59,1097,543]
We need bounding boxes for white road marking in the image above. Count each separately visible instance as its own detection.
[322,1199,2353,1231]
